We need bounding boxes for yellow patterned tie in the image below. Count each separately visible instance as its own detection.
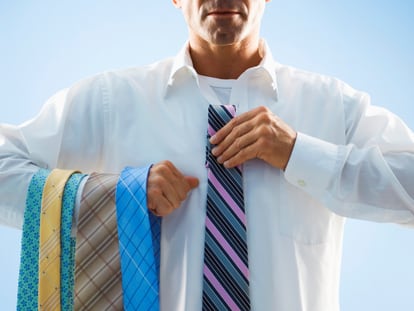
[38,169,77,310]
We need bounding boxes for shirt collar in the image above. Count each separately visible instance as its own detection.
[166,42,197,87]
[256,39,278,95]
[165,39,278,100]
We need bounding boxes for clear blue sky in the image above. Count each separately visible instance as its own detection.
[1,1,413,310]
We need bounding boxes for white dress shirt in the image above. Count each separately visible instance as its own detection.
[0,41,413,310]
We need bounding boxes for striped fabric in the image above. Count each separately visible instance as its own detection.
[74,173,123,310]
[203,105,250,311]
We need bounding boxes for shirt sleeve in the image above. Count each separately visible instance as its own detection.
[0,90,69,228]
[284,91,414,225]
[0,74,107,229]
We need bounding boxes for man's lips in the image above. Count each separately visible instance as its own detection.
[207,10,241,16]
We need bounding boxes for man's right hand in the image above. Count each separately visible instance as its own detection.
[147,160,199,217]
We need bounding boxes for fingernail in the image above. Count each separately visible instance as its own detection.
[211,147,218,156]
[210,135,217,144]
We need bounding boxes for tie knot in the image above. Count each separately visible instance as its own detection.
[207,105,236,137]
[206,105,236,167]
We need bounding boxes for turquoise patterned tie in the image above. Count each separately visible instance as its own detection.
[17,169,85,311]
[115,166,161,310]
[61,173,86,310]
[17,169,49,311]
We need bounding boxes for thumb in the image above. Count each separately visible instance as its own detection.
[185,176,199,189]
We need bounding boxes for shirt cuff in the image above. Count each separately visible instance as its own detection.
[71,175,89,237]
[284,132,342,197]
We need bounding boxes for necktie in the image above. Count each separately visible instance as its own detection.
[17,169,84,311]
[39,169,78,311]
[74,173,123,310]
[60,173,86,311]
[18,169,49,311]
[115,166,161,311]
[203,105,250,311]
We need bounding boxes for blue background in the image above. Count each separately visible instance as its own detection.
[1,1,413,310]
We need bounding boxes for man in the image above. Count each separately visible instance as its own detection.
[0,0,413,310]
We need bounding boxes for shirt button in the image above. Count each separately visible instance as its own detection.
[297,179,307,187]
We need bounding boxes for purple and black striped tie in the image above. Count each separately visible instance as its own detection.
[203,104,250,311]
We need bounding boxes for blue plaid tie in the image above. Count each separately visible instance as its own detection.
[115,166,161,310]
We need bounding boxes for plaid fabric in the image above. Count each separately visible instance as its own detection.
[74,173,123,310]
[115,165,160,311]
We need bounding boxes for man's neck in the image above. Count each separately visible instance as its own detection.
[188,37,264,80]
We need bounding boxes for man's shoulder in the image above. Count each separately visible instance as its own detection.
[71,57,172,86]
[274,62,366,106]
[275,62,342,90]
[64,57,175,102]
[102,57,175,84]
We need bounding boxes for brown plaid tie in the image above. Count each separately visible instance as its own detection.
[74,173,123,310]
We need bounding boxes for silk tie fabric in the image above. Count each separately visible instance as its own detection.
[203,105,250,311]
[17,169,84,311]
[115,166,161,311]
[60,173,86,311]
[38,169,77,310]
[17,169,49,311]
[74,173,123,310]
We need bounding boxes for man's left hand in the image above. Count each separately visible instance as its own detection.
[209,106,297,170]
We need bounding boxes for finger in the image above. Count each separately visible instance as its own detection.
[222,140,260,168]
[209,108,255,145]
[214,106,276,161]
[213,122,253,158]
[161,162,198,200]
[156,160,186,183]
[161,161,195,199]
[159,175,198,212]
[214,122,257,162]
[148,175,192,216]
[149,161,199,213]
[147,161,199,218]
[151,195,175,217]
[169,175,199,204]
[152,165,185,204]
[185,176,199,190]
[147,186,175,216]
[166,160,187,180]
